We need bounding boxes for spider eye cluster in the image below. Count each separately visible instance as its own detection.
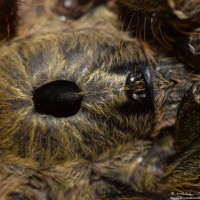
[125,71,148,102]
[126,72,147,101]
[122,66,154,114]
[32,80,83,118]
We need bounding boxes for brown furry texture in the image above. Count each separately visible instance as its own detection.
[0,0,200,199]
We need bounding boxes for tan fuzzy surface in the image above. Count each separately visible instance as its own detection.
[0,0,200,199]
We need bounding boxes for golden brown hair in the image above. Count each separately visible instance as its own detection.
[0,0,200,199]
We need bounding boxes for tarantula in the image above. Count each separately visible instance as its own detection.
[0,0,200,199]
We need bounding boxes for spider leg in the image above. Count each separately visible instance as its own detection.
[116,0,200,69]
[159,82,200,193]
[0,0,19,41]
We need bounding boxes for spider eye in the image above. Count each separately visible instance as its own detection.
[127,72,143,84]
[129,74,135,83]
[33,80,83,118]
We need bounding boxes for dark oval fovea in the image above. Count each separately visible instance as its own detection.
[33,80,83,118]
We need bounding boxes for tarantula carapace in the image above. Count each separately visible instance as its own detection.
[0,0,200,199]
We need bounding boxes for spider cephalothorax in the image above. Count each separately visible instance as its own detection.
[0,0,200,199]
